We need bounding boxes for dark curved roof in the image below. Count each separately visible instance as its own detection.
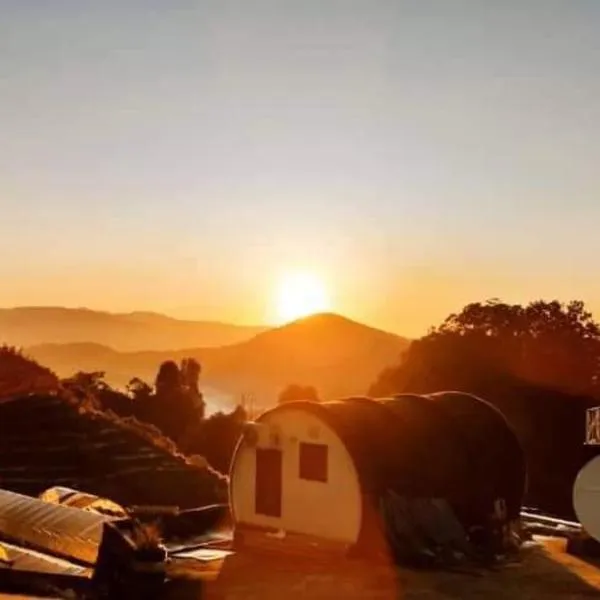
[319,397,401,495]
[426,391,526,520]
[253,393,526,528]
[380,394,472,500]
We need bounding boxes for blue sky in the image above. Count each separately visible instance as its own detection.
[1,1,599,335]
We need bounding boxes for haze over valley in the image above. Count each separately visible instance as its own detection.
[18,308,409,409]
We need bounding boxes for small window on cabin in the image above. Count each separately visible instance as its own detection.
[299,442,328,482]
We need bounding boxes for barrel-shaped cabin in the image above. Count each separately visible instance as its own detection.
[229,392,525,554]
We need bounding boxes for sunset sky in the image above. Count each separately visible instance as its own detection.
[1,1,600,336]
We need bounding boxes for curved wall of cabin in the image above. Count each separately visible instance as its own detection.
[426,391,526,521]
[230,405,362,545]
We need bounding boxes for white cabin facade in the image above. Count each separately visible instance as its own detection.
[230,404,362,546]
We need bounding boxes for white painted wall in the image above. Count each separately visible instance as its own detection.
[230,406,362,544]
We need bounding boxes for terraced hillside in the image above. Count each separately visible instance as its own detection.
[0,392,226,509]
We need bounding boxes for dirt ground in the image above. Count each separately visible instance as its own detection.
[205,536,600,600]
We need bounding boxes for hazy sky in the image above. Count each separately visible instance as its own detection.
[1,1,600,335]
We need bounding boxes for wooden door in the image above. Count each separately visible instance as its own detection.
[255,448,282,518]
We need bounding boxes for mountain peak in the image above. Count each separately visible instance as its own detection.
[288,311,349,324]
[242,311,406,356]
[279,312,397,338]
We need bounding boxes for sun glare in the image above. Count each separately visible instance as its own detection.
[276,272,330,323]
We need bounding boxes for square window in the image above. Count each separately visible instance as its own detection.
[299,442,328,482]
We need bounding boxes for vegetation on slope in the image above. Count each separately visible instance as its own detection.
[0,345,58,398]
[61,359,246,478]
[278,383,320,404]
[0,351,227,508]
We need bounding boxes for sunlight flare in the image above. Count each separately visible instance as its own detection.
[276,271,331,323]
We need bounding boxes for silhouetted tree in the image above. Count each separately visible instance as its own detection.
[371,299,600,398]
[98,388,137,417]
[180,358,205,419]
[180,405,248,474]
[181,359,201,394]
[126,377,153,402]
[155,361,182,396]
[278,384,320,404]
[61,371,137,416]
[63,370,108,394]
[143,359,204,444]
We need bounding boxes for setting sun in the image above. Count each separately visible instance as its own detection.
[276,272,331,323]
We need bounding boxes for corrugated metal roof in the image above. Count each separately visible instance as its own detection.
[0,541,91,577]
[0,489,111,565]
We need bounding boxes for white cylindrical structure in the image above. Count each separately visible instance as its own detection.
[573,456,600,542]
[230,406,362,546]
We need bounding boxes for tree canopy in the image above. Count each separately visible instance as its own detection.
[179,405,248,474]
[60,358,207,445]
[143,359,204,443]
[62,370,108,394]
[126,377,153,402]
[370,299,600,398]
[278,383,320,404]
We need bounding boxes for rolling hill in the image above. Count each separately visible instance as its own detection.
[0,306,266,351]
[28,313,410,405]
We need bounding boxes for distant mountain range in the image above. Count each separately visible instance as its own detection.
[0,307,266,351]
[26,312,410,406]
